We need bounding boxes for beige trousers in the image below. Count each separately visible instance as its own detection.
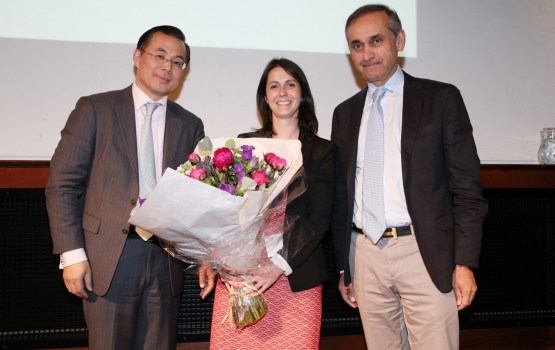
[353,233,459,350]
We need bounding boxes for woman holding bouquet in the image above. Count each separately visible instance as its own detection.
[209,58,335,349]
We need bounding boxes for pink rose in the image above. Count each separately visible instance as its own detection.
[252,170,269,187]
[189,168,206,180]
[188,153,201,165]
[269,156,287,171]
[264,152,276,164]
[213,147,234,171]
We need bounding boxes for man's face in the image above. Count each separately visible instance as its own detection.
[347,11,405,87]
[133,32,187,101]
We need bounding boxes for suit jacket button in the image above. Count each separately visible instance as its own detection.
[130,199,137,205]
[122,229,129,235]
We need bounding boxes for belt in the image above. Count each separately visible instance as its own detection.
[352,224,412,238]
[127,227,161,245]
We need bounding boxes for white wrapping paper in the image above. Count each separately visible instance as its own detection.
[128,138,303,262]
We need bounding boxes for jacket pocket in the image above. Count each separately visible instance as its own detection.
[82,212,101,234]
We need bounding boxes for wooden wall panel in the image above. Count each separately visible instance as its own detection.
[3,162,554,189]
[0,161,50,188]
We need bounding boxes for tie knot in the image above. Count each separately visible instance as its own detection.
[145,102,161,118]
[372,87,388,103]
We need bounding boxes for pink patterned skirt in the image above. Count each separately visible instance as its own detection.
[209,275,322,350]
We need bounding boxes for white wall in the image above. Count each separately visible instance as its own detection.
[1,0,554,163]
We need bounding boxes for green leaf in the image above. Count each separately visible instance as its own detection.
[225,138,236,149]
[240,177,257,190]
[198,137,213,152]
[218,172,226,183]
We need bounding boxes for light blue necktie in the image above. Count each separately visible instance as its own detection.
[362,87,388,243]
[136,102,160,241]
[139,102,160,198]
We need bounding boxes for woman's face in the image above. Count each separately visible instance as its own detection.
[265,67,302,121]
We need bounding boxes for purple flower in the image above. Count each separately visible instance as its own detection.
[240,145,255,161]
[189,168,206,181]
[252,170,269,187]
[188,153,201,165]
[248,156,259,168]
[219,183,236,195]
[213,147,234,171]
[234,163,245,186]
[199,159,213,176]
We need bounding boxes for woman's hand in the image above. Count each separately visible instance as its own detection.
[244,261,284,294]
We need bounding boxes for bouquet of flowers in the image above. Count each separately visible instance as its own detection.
[177,137,288,197]
[129,137,310,328]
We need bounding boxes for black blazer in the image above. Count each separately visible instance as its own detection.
[238,131,335,292]
[331,72,488,292]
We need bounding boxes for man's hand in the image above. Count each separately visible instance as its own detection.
[453,265,477,310]
[198,264,216,299]
[338,273,357,308]
[63,260,92,299]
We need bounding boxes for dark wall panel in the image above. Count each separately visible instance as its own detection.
[1,188,554,349]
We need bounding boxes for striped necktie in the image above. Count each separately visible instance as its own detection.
[136,102,160,241]
[362,87,388,243]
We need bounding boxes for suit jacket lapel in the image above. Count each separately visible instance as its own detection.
[115,86,139,180]
[163,101,184,168]
[401,72,424,184]
[345,88,367,192]
[299,132,312,164]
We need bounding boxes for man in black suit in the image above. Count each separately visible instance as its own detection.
[331,5,488,349]
[46,26,211,349]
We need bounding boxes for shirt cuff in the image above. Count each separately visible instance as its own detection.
[60,248,88,269]
[271,254,292,276]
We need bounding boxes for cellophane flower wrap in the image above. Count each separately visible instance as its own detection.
[129,137,312,329]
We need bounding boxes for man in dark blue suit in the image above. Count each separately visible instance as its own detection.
[331,5,488,349]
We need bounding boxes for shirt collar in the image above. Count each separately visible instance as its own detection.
[367,65,404,96]
[132,83,168,112]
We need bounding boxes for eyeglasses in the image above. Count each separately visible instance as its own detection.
[141,50,187,70]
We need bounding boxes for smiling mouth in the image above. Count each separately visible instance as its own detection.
[155,74,171,83]
[362,60,380,68]
[276,101,291,105]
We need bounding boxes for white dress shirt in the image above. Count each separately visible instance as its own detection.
[353,66,412,233]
